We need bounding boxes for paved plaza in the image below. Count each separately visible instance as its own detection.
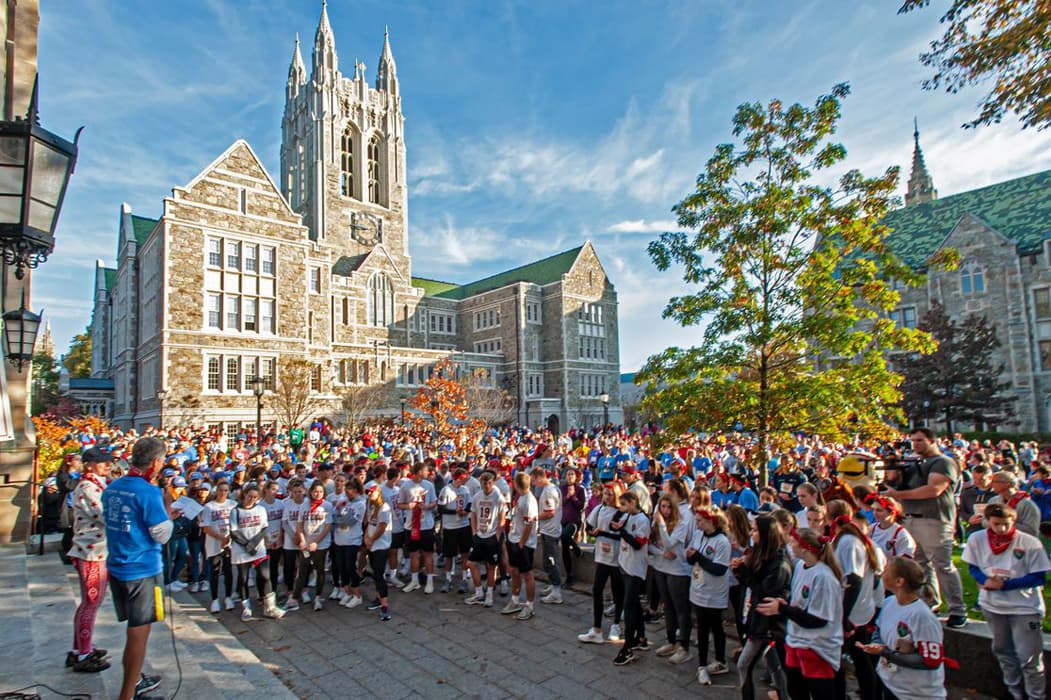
[193,575,742,700]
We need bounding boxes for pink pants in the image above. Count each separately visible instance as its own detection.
[72,558,108,656]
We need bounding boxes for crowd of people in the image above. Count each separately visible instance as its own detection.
[51,419,1051,700]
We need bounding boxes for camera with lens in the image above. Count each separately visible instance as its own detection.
[879,441,924,490]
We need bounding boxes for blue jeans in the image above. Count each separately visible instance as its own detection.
[164,536,189,585]
[187,538,209,583]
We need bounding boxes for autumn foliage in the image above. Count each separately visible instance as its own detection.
[408,358,488,455]
[33,414,114,476]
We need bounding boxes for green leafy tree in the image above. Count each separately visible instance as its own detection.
[639,84,955,486]
[899,1,1051,130]
[62,327,92,378]
[897,301,1016,432]
[31,350,60,416]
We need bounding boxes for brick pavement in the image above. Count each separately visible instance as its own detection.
[195,576,744,700]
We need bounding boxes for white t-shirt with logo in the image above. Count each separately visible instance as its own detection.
[331,493,365,546]
[229,504,268,565]
[687,530,731,608]
[538,483,562,538]
[871,522,916,559]
[380,481,404,533]
[400,480,437,531]
[961,529,1051,615]
[785,560,844,670]
[471,489,506,539]
[588,505,621,566]
[874,597,946,700]
[300,501,333,550]
[438,484,471,530]
[835,533,878,627]
[650,519,692,577]
[366,501,393,551]
[262,499,284,549]
[618,512,651,580]
[281,499,306,550]
[509,492,538,548]
[201,500,236,558]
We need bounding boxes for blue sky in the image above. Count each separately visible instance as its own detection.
[35,0,1051,371]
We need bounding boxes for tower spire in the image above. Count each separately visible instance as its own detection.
[905,118,937,207]
[312,0,338,76]
[376,26,398,93]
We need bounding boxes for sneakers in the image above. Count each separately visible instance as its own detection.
[283,597,300,612]
[458,579,469,594]
[484,591,494,608]
[697,668,711,686]
[301,589,312,604]
[540,591,563,605]
[402,579,421,593]
[633,638,651,652]
[668,646,690,665]
[500,600,524,615]
[577,628,605,644]
[608,624,623,642]
[313,598,324,611]
[329,589,343,601]
[380,610,391,622]
[465,592,486,606]
[424,578,435,595]
[188,581,199,593]
[655,642,677,657]
[387,575,405,589]
[199,580,209,592]
[603,602,616,618]
[72,655,111,673]
[135,674,162,696]
[707,660,730,675]
[167,581,186,593]
[209,599,221,613]
[240,604,253,622]
[613,648,636,666]
[66,649,107,668]
[366,598,382,611]
[439,580,452,594]
[516,603,535,620]
[341,595,362,609]
[945,615,968,629]
[224,597,235,611]
[541,585,553,596]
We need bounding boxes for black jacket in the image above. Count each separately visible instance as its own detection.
[737,547,793,640]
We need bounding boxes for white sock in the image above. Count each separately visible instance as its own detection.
[426,573,435,583]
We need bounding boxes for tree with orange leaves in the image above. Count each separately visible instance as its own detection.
[32,413,115,477]
[409,358,488,455]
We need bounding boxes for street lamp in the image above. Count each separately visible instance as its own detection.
[248,375,265,448]
[0,81,82,279]
[400,398,406,426]
[599,391,610,428]
[2,290,41,372]
[155,388,168,429]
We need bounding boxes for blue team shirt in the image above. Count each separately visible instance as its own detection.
[102,475,169,581]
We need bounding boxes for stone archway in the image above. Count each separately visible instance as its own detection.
[546,414,559,434]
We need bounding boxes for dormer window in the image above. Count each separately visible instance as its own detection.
[960,263,984,296]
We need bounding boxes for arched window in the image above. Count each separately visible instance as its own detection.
[367,273,394,327]
[960,263,985,295]
[368,135,383,204]
[340,126,355,198]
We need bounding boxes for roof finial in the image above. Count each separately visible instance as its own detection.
[905,118,937,207]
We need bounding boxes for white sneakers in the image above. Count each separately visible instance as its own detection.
[608,624,623,642]
[500,600,524,615]
[577,628,605,644]
[656,642,678,657]
[167,581,186,593]
[515,603,535,620]
[668,646,690,664]
[465,592,485,606]
[313,598,324,611]
[224,597,235,611]
[240,603,253,622]
[209,599,221,613]
[329,589,343,601]
[540,590,563,605]
[340,595,362,609]
[301,590,313,604]
[697,668,711,686]
[424,578,434,595]
[402,579,421,593]
[707,661,730,675]
[283,597,300,612]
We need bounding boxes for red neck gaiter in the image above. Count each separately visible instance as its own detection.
[988,527,1017,556]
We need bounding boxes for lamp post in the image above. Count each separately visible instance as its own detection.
[1,290,41,372]
[599,391,610,428]
[155,388,168,430]
[400,398,406,426]
[248,376,265,448]
[0,81,81,280]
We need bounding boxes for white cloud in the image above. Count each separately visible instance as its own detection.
[606,219,681,234]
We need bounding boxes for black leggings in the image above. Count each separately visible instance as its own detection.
[728,584,747,641]
[621,573,646,648]
[654,571,692,646]
[332,544,362,589]
[841,623,877,700]
[236,559,272,602]
[369,548,389,599]
[592,562,624,628]
[786,664,840,700]
[281,549,298,593]
[740,638,788,700]
[694,604,726,666]
[267,548,283,591]
[293,548,327,598]
[209,550,232,600]
[560,523,580,580]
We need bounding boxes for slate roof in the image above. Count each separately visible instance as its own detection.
[414,245,584,300]
[883,169,1051,269]
[131,215,158,245]
[332,254,368,277]
[103,268,117,291]
[69,377,114,391]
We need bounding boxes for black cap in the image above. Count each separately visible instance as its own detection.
[82,448,111,464]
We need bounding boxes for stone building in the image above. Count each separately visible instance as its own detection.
[883,123,1051,432]
[86,5,622,432]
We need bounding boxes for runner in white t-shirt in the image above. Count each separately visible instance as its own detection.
[869,495,916,560]
[962,503,1050,700]
[611,490,651,666]
[260,482,285,595]
[287,481,333,612]
[363,484,393,621]
[685,507,732,684]
[500,472,538,621]
[201,483,236,612]
[438,468,473,594]
[229,484,284,620]
[464,471,506,608]
[578,482,626,645]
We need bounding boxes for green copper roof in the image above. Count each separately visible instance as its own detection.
[883,169,1051,268]
[103,268,117,291]
[131,215,158,245]
[415,245,584,300]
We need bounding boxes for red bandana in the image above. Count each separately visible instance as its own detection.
[1007,491,1029,509]
[790,528,829,556]
[987,526,1016,556]
[309,498,325,513]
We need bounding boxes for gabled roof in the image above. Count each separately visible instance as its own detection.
[415,245,584,300]
[883,168,1051,268]
[103,268,117,291]
[131,215,158,245]
[332,254,368,276]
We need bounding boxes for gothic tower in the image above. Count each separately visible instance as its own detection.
[280,2,409,271]
[905,119,937,207]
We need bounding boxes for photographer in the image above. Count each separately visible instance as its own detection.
[882,427,967,628]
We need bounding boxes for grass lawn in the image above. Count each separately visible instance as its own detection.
[949,545,1051,633]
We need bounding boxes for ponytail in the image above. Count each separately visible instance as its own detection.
[828,500,881,573]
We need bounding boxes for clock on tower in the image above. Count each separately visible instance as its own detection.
[349,212,382,246]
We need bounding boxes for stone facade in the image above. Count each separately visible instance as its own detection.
[884,129,1051,433]
[87,7,621,432]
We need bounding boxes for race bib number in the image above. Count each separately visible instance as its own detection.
[599,541,613,556]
